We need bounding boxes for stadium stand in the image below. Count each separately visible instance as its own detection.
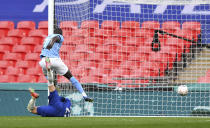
[0,20,202,84]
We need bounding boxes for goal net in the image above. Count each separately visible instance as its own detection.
[51,0,210,116]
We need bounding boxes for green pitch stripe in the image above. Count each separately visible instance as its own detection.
[0,117,210,128]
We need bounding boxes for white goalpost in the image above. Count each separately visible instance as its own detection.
[49,0,210,116]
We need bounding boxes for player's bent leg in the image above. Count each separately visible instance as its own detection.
[27,88,39,113]
[63,70,93,102]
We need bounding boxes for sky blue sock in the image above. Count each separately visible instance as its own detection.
[70,77,87,97]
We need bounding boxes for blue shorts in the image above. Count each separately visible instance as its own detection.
[37,90,71,117]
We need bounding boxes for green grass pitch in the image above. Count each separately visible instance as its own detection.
[0,116,210,128]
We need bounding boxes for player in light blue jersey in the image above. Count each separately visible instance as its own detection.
[39,28,93,102]
[27,67,71,117]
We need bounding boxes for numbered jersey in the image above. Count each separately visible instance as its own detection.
[40,34,64,58]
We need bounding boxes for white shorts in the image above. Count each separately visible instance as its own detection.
[39,57,68,76]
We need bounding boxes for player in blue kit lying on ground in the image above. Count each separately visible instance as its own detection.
[27,66,72,117]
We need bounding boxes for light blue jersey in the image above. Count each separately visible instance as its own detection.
[40,34,64,58]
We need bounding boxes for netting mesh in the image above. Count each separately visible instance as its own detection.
[53,0,210,116]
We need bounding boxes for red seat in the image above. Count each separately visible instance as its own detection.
[60,21,78,30]
[21,37,42,45]
[38,21,48,30]
[64,36,84,45]
[84,37,104,46]
[81,20,99,29]
[17,75,37,83]
[60,21,78,37]
[34,45,43,53]
[182,21,201,40]
[25,53,40,61]
[16,60,36,68]
[3,53,24,61]
[120,60,141,70]
[161,21,181,34]
[0,21,15,33]
[71,29,89,37]
[12,45,34,53]
[0,44,12,52]
[93,28,113,38]
[112,29,133,37]
[197,76,210,83]
[121,21,140,29]
[98,60,120,69]
[17,21,36,30]
[0,60,15,68]
[124,37,144,46]
[70,53,88,61]
[28,29,48,38]
[0,37,20,45]
[7,29,29,37]
[101,20,120,30]
[80,76,101,83]
[37,75,47,83]
[141,21,160,37]
[5,66,25,75]
[74,44,94,53]
[81,20,99,37]
[0,75,17,82]
[128,53,149,62]
[26,66,42,76]
[0,30,7,39]
[110,68,131,78]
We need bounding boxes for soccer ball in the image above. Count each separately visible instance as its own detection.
[177,85,188,96]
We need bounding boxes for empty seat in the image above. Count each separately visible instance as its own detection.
[0,21,15,33]
[0,30,7,39]
[197,76,210,83]
[7,29,29,38]
[182,21,201,41]
[161,21,181,34]
[74,44,94,53]
[0,60,15,68]
[5,66,24,75]
[38,21,48,30]
[21,37,42,45]
[0,44,12,52]
[17,21,36,30]
[141,21,160,37]
[17,75,37,83]
[64,36,84,45]
[121,21,140,29]
[16,60,36,68]
[60,21,78,37]
[34,45,43,53]
[0,75,16,82]
[101,20,120,30]
[84,37,103,46]
[3,53,24,61]
[25,53,40,61]
[60,21,78,30]
[26,66,42,76]
[71,29,89,37]
[12,45,34,53]
[0,37,20,45]
[28,29,48,38]
[37,75,47,83]
[81,20,99,29]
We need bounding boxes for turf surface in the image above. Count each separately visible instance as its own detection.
[0,116,210,128]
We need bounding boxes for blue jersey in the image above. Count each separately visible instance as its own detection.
[40,34,64,58]
[37,90,71,117]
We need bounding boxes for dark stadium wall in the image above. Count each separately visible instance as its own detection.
[0,83,48,116]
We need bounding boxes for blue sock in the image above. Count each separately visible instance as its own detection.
[70,77,87,97]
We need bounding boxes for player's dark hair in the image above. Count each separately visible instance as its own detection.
[54,28,63,35]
